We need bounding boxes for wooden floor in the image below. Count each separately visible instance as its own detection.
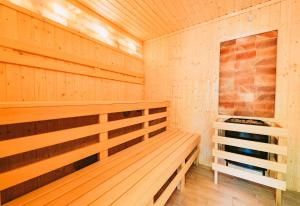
[165,166,300,206]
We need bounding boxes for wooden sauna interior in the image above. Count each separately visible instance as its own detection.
[0,0,300,205]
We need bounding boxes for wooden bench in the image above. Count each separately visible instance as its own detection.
[0,101,200,206]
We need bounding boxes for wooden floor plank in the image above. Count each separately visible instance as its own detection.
[6,130,177,206]
[165,166,300,206]
[49,131,189,205]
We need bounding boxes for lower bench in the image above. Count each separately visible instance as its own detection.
[4,130,200,206]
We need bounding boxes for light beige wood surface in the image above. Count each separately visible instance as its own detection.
[0,101,200,206]
[3,130,200,206]
[212,120,288,205]
[166,166,300,206]
[1,0,143,57]
[0,2,144,102]
[81,0,271,40]
[144,0,300,192]
[0,101,169,191]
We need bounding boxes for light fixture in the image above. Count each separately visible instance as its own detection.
[52,3,69,18]
[41,9,68,26]
[94,24,109,39]
[128,41,137,53]
[8,0,142,57]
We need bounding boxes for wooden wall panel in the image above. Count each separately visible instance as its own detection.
[0,3,144,102]
[0,64,144,101]
[144,0,300,192]
[0,3,144,201]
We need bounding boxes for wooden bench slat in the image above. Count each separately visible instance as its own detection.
[0,112,168,158]
[47,132,189,206]
[107,134,200,206]
[154,148,200,206]
[107,121,167,149]
[69,132,193,206]
[0,101,169,124]
[0,143,100,190]
[106,111,168,131]
[4,130,178,206]
[12,130,179,206]
[0,101,187,206]
[0,124,102,158]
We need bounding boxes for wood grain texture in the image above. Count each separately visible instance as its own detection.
[144,0,300,192]
[1,0,143,57]
[0,3,144,101]
[81,0,271,40]
[0,101,170,203]
[165,166,300,206]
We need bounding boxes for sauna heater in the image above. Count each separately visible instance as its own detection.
[224,118,269,175]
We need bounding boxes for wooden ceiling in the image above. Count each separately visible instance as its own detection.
[81,0,271,41]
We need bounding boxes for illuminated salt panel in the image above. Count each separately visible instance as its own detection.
[8,0,142,57]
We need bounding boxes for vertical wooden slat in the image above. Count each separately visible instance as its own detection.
[144,109,149,140]
[214,128,218,184]
[177,162,185,191]
[165,106,171,131]
[276,136,283,206]
[100,113,108,160]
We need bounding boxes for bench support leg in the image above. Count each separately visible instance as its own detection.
[0,191,2,206]
[193,146,200,166]
[276,189,281,206]
[214,170,218,184]
[177,163,185,191]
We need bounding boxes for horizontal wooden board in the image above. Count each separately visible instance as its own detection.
[213,149,287,173]
[212,163,286,190]
[0,143,101,190]
[107,121,168,149]
[38,132,189,206]
[0,1,143,58]
[0,124,102,158]
[0,49,143,84]
[213,135,287,155]
[0,38,143,78]
[4,130,179,206]
[213,121,288,137]
[0,101,169,124]
[107,134,199,206]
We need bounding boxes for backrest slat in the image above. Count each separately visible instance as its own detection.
[0,144,101,190]
[0,102,169,125]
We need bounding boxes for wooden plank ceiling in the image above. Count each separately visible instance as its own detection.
[81,0,271,40]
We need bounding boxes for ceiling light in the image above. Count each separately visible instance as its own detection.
[52,3,69,18]
[42,10,68,26]
[93,24,109,39]
[128,41,137,53]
